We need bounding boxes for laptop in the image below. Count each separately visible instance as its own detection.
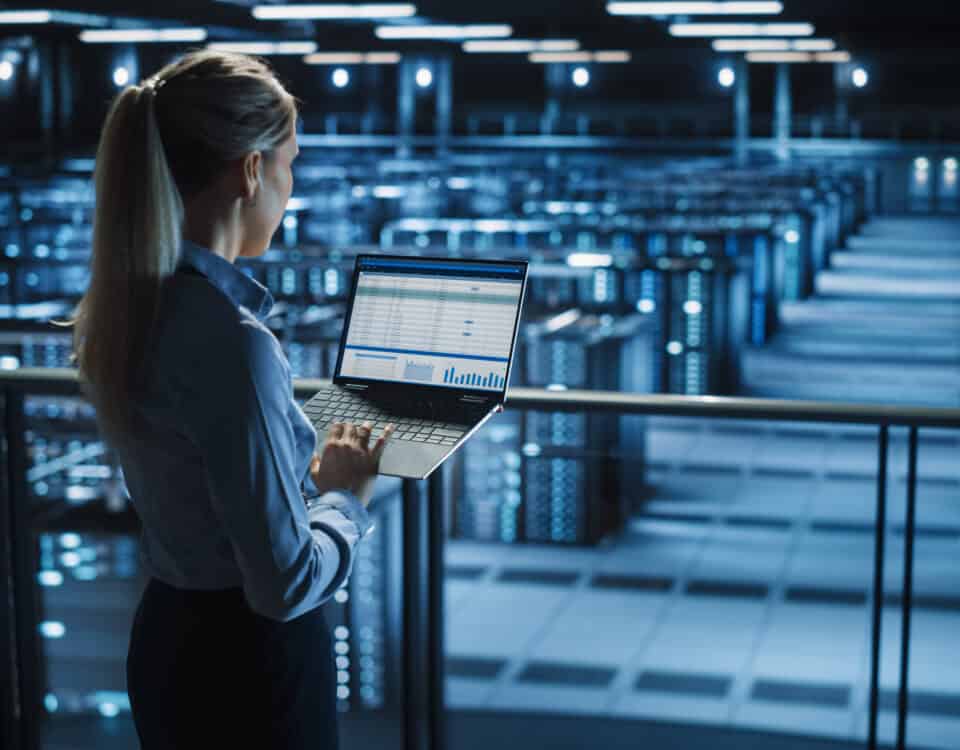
[302,254,528,479]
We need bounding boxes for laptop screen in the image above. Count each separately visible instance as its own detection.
[336,255,527,393]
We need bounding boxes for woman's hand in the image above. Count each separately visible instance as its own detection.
[308,421,394,507]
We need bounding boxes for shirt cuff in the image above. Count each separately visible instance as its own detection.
[305,489,374,538]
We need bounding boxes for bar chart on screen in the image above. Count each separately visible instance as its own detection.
[442,367,506,389]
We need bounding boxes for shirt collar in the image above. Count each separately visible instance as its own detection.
[177,239,274,321]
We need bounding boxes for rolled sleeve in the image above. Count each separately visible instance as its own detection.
[178,316,343,621]
[305,489,374,537]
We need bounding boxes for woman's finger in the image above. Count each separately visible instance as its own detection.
[356,421,373,447]
[342,422,357,443]
[371,424,395,462]
[328,422,345,441]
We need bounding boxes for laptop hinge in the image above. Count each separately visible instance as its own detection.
[459,395,490,404]
[343,383,368,390]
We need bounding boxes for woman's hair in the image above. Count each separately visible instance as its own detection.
[55,50,297,443]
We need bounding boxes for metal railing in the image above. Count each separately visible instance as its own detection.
[292,110,960,146]
[3,367,960,750]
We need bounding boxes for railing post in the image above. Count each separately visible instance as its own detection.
[402,469,445,750]
[1,387,20,750]
[427,468,446,750]
[896,427,919,750]
[2,387,41,750]
[867,424,889,750]
[401,477,426,750]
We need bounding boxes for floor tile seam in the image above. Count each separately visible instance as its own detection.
[483,553,606,699]
[599,514,722,713]
[727,501,806,723]
[442,552,519,619]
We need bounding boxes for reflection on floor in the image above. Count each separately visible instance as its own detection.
[445,418,960,750]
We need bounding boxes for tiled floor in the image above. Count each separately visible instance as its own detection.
[445,418,960,749]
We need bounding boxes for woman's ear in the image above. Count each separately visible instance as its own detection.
[241,150,263,203]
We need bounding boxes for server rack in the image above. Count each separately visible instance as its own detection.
[623,256,747,396]
[453,312,651,545]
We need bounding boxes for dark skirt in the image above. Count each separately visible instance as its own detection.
[126,577,339,749]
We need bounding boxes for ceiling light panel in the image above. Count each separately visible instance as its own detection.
[528,50,631,63]
[608,2,782,15]
[80,28,208,43]
[253,4,416,20]
[0,10,107,26]
[208,41,318,54]
[463,39,580,53]
[304,51,401,63]
[376,24,512,39]
[0,10,54,23]
[712,38,834,52]
[746,50,851,63]
[792,39,836,51]
[670,23,814,36]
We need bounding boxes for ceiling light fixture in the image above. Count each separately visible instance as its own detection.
[375,24,512,40]
[571,67,591,87]
[207,41,318,55]
[0,10,53,23]
[608,2,782,15]
[792,39,836,51]
[712,38,834,52]
[745,50,851,63]
[670,22,814,37]
[713,39,789,51]
[253,4,416,20]
[463,39,579,53]
[529,50,630,63]
[0,10,107,26]
[814,51,852,63]
[80,28,208,43]
[304,51,401,64]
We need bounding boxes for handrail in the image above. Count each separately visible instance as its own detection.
[3,368,959,428]
[291,132,960,156]
[502,387,960,427]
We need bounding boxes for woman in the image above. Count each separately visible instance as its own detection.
[59,50,391,748]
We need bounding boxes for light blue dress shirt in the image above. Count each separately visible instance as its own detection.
[112,238,372,622]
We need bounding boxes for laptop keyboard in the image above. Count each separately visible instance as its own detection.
[303,388,467,446]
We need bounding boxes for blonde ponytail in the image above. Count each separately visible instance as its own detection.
[55,81,182,443]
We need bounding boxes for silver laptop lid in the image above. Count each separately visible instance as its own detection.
[334,254,528,400]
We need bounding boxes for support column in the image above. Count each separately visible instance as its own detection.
[363,64,383,134]
[774,62,791,161]
[542,63,564,135]
[396,59,415,158]
[833,62,849,137]
[435,56,452,155]
[56,42,73,153]
[734,57,750,167]
[37,44,56,165]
